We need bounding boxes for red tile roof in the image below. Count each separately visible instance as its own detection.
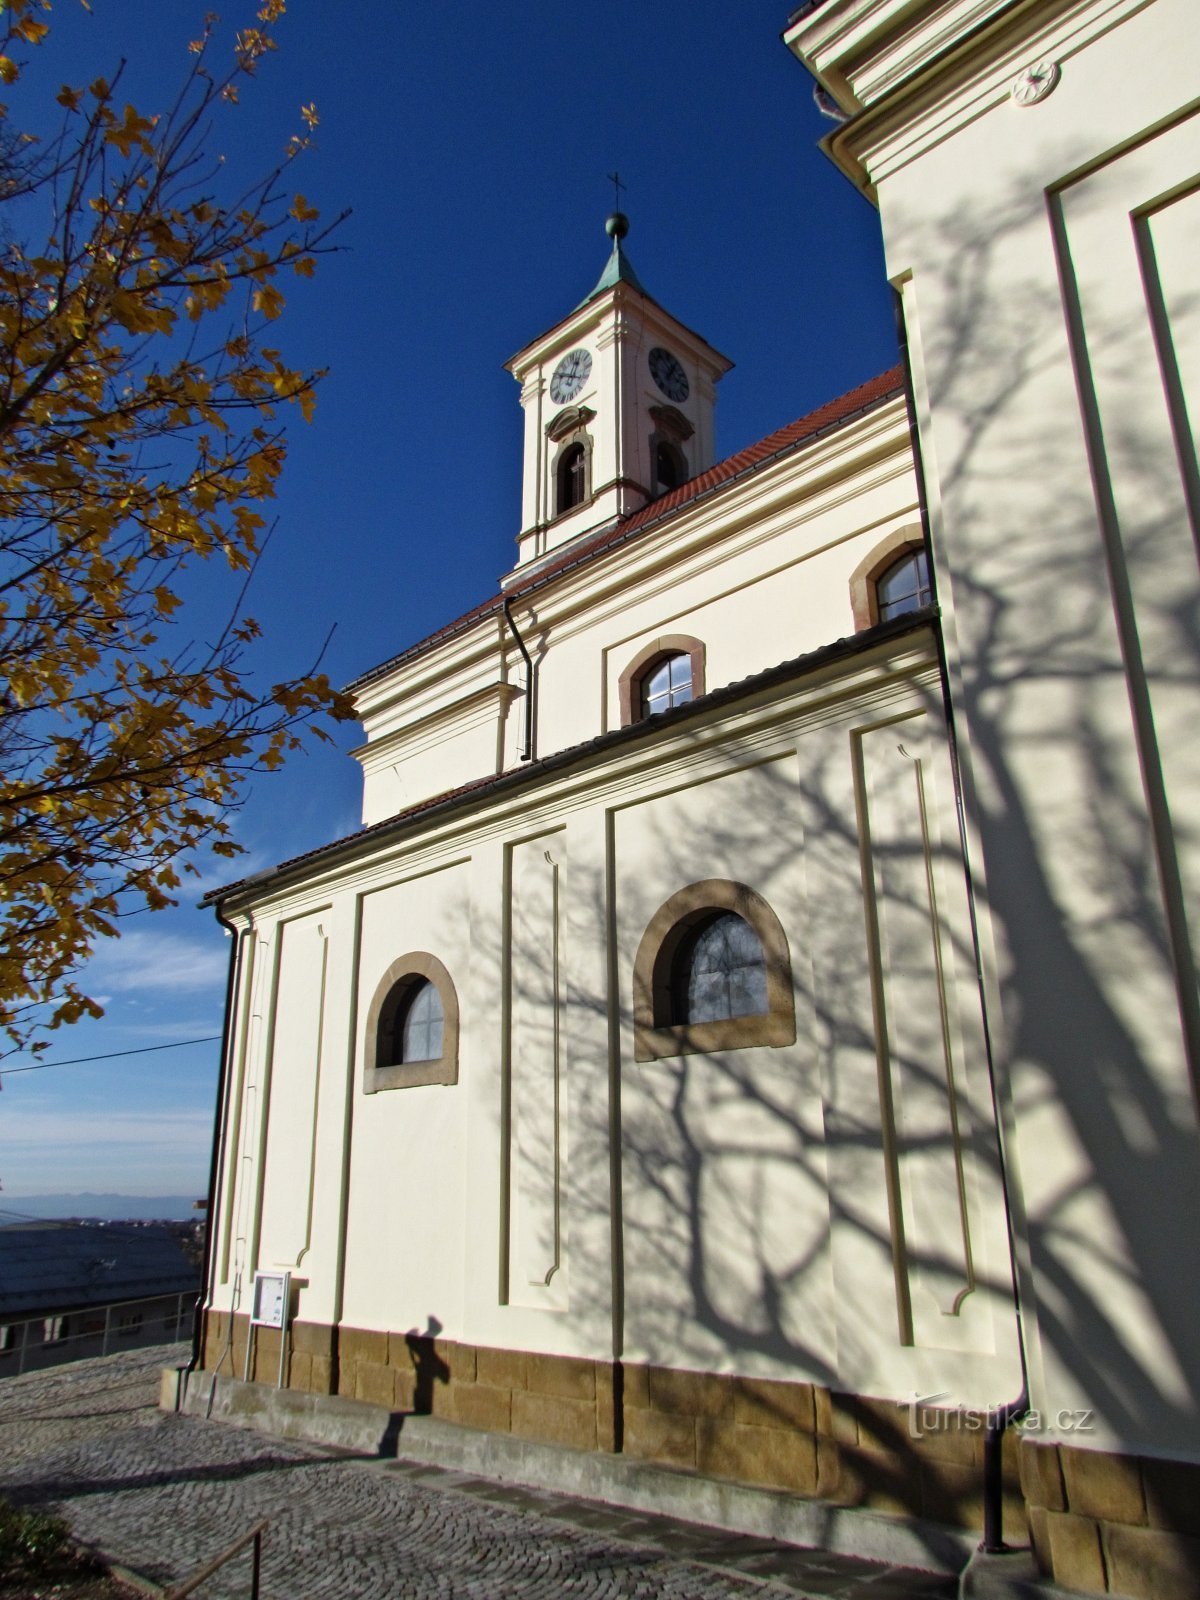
[349,365,904,693]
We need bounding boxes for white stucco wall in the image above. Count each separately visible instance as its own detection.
[209,627,1023,1409]
[789,0,1200,1457]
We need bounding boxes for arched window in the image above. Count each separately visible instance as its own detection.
[557,442,587,515]
[392,978,444,1063]
[363,952,459,1092]
[876,548,932,621]
[672,911,768,1025]
[618,635,706,727]
[640,651,693,718]
[633,880,796,1061]
[655,440,686,494]
[848,527,931,632]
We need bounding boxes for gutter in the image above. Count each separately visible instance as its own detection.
[186,907,243,1389]
[502,597,537,762]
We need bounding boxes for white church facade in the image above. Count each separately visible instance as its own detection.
[195,3,1200,1596]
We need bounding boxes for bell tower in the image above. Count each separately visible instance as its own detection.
[505,215,733,572]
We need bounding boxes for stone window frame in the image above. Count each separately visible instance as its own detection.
[617,634,706,727]
[633,879,796,1062]
[363,951,460,1092]
[548,413,595,520]
[849,523,928,632]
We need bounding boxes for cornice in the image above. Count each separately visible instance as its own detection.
[352,681,520,774]
[788,0,1151,189]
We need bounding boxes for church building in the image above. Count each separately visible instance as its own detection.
[194,4,1200,1596]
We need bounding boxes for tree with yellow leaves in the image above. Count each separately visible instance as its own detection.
[0,1,352,1054]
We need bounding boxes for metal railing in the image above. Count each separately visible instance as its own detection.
[168,1519,268,1599]
[0,1291,197,1375]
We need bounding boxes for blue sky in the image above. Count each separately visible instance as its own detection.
[0,1,897,1205]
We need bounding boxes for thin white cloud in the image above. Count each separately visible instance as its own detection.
[0,1106,213,1194]
[82,928,230,996]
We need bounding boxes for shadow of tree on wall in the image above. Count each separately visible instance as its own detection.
[490,169,1200,1568]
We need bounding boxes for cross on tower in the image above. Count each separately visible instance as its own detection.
[606,171,626,211]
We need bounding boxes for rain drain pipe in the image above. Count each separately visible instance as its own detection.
[187,904,244,1388]
[982,1391,1029,1554]
[891,285,1030,1556]
[503,597,536,762]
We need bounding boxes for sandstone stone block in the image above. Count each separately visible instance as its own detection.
[355,1361,396,1409]
[697,1420,818,1495]
[393,1367,416,1412]
[595,1364,617,1454]
[622,1362,650,1411]
[1104,1522,1200,1600]
[815,1438,843,1500]
[388,1329,421,1371]
[908,1410,983,1468]
[646,1365,730,1420]
[511,1391,597,1451]
[476,1346,527,1391]
[1142,1457,1200,1537]
[1020,1439,1066,1513]
[309,1355,333,1396]
[255,1327,281,1368]
[1028,1506,1052,1574]
[339,1325,388,1366]
[623,1405,695,1469]
[851,1395,913,1455]
[453,1383,513,1434]
[829,1394,860,1446]
[434,1338,476,1385]
[824,1443,867,1506]
[525,1353,595,1401]
[814,1387,833,1438]
[430,1376,458,1419]
[1061,1444,1146,1526]
[1045,1511,1105,1595]
[732,1377,814,1434]
[840,1446,921,1520]
[291,1320,335,1358]
[287,1352,312,1393]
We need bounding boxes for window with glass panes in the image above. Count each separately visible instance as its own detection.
[393,979,444,1064]
[672,912,769,1025]
[876,548,932,621]
[640,652,693,718]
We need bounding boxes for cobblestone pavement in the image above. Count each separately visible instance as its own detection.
[0,1348,957,1599]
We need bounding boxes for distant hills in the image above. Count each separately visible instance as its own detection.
[1,1193,203,1222]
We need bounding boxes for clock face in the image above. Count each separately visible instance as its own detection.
[549,348,592,405]
[649,347,689,403]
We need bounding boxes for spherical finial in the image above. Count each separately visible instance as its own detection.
[605,211,629,241]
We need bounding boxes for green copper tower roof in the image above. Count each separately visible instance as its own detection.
[577,212,646,308]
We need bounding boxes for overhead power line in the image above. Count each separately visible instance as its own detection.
[0,1034,222,1077]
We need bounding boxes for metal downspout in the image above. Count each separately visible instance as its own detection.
[187,905,243,1379]
[503,597,537,762]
